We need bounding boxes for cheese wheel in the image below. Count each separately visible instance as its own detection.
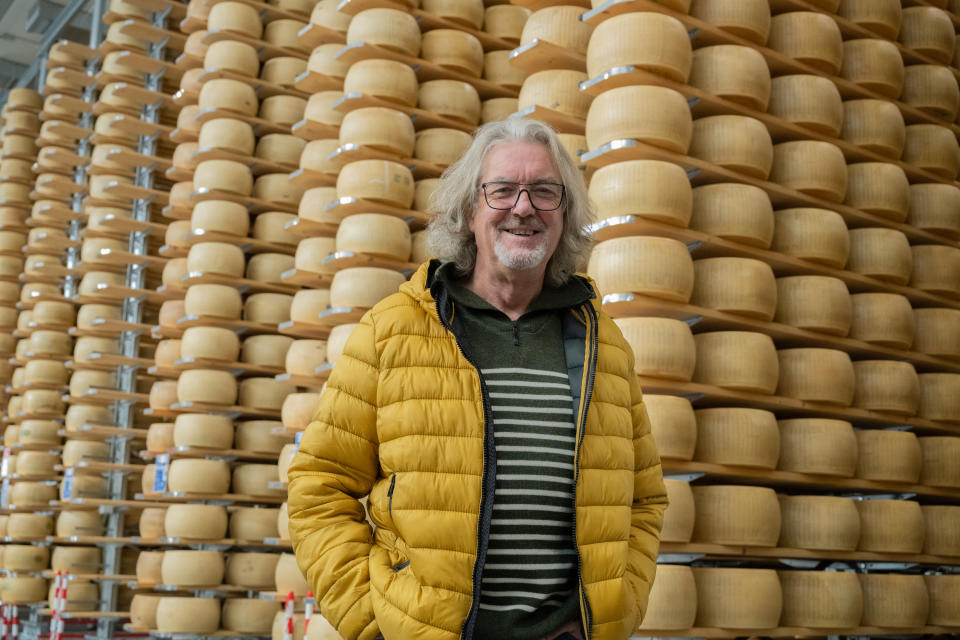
[585,85,692,153]
[692,485,781,546]
[155,597,220,633]
[845,162,910,222]
[336,160,414,207]
[164,504,229,539]
[922,505,960,556]
[308,0,351,35]
[167,459,231,494]
[911,244,960,297]
[161,550,224,586]
[177,369,237,405]
[913,309,960,358]
[770,140,847,202]
[62,440,109,467]
[484,50,527,91]
[517,69,592,121]
[775,276,851,336]
[909,184,960,237]
[326,323,357,365]
[275,553,309,596]
[299,187,339,224]
[847,228,912,284]
[65,405,111,432]
[50,546,100,574]
[239,378,295,410]
[130,595,160,629]
[637,565,697,630]
[852,360,920,415]
[692,568,782,628]
[241,335,293,369]
[260,96,307,127]
[21,389,65,415]
[588,236,694,302]
[903,124,959,179]
[0,578,47,604]
[157,300,186,328]
[193,160,253,196]
[299,141,340,179]
[660,478,696,543]
[230,507,280,540]
[644,395,696,461]
[282,393,322,430]
[245,293,294,323]
[184,284,242,319]
[838,0,901,40]
[204,40,259,77]
[329,268,405,309]
[777,418,857,476]
[147,422,174,454]
[902,64,960,121]
[244,254,293,285]
[771,207,849,268]
[855,429,922,482]
[186,242,245,278]
[779,495,860,551]
[263,19,307,48]
[691,257,776,320]
[15,420,60,445]
[841,39,905,99]
[173,414,234,449]
[233,463,283,497]
[339,107,416,157]
[56,510,104,537]
[191,200,250,237]
[900,7,956,64]
[139,508,167,539]
[23,359,69,386]
[32,301,75,327]
[418,80,480,125]
[919,373,960,422]
[849,293,914,348]
[207,1,262,38]
[777,348,855,406]
[236,420,290,454]
[689,183,773,247]
[768,12,843,74]
[28,330,72,356]
[841,99,905,159]
[689,0,770,44]
[689,45,769,111]
[74,336,121,362]
[343,59,418,107]
[481,97,519,124]
[614,318,696,381]
[199,79,258,116]
[690,115,773,179]
[252,212,298,247]
[588,160,691,227]
[69,370,117,399]
[181,326,240,362]
[411,231,429,264]
[6,88,42,110]
[290,290,332,325]
[694,408,779,469]
[919,436,960,488]
[926,575,960,626]
[3,545,49,571]
[857,499,924,553]
[278,443,296,480]
[693,331,779,394]
[198,119,255,156]
[779,570,863,629]
[483,5,528,42]
[222,598,280,633]
[154,340,182,368]
[261,57,308,88]
[253,174,304,208]
[346,9,420,56]
[587,12,691,82]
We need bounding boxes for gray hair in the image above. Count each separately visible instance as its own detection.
[425,118,593,287]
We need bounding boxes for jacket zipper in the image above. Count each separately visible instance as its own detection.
[434,294,496,640]
[573,303,599,639]
[387,473,397,522]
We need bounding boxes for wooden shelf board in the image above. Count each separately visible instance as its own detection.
[324,196,429,228]
[201,28,308,61]
[276,320,332,340]
[292,69,344,94]
[193,106,291,137]
[197,67,310,100]
[170,356,283,377]
[329,143,444,180]
[287,168,337,190]
[140,446,282,462]
[117,19,187,50]
[180,270,301,295]
[174,314,280,336]
[183,228,296,256]
[509,38,585,74]
[282,217,337,239]
[290,118,338,142]
[136,490,284,504]
[189,187,298,214]
[276,369,330,388]
[191,146,296,176]
[333,91,474,133]
[296,22,347,50]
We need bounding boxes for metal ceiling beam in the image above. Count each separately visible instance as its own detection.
[14,0,92,88]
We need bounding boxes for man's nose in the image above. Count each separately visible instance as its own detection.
[512,189,536,214]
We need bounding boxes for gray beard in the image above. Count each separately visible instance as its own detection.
[493,233,548,271]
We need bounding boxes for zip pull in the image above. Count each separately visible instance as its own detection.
[512,322,520,346]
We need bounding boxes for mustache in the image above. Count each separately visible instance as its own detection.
[497,218,545,232]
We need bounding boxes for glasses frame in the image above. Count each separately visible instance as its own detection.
[479,181,566,211]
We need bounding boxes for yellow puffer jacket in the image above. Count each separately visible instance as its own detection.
[288,261,667,640]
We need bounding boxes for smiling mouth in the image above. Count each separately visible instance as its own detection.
[501,228,540,236]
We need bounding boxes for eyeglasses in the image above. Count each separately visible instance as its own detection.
[480,181,566,211]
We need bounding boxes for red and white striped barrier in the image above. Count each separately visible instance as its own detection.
[304,591,314,636]
[282,591,295,640]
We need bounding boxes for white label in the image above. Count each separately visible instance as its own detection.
[1,448,10,477]
[62,468,74,500]
[1,477,9,507]
[295,431,303,453]
[153,454,169,493]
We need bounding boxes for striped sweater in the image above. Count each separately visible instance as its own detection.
[438,264,593,640]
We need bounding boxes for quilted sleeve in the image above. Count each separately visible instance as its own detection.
[287,312,381,640]
[625,368,669,629]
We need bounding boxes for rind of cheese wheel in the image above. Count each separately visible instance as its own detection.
[207,0,262,38]
[176,369,237,405]
[230,507,280,540]
[130,595,160,630]
[256,134,306,168]
[778,495,861,551]
[6,513,53,538]
[329,267,406,309]
[614,317,696,381]
[921,505,960,556]
[162,258,188,291]
[692,568,783,629]
[902,64,959,121]
[260,95,307,127]
[48,581,97,612]
[900,6,955,64]
[309,0,351,34]
[414,128,472,167]
[56,510,104,537]
[689,45,768,111]
[840,39,905,99]
[167,459,231,494]
[76,270,125,296]
[847,228,913,284]
[69,370,117,398]
[236,420,291,454]
[849,293,915,349]
[587,236,694,301]
[191,200,251,237]
[926,574,960,626]
[856,499,924,553]
[21,389,65,415]
[777,347,855,405]
[282,393,322,430]
[855,429,922,482]
[275,553,309,596]
[911,244,960,296]
[691,257,777,320]
[585,85,692,154]
[154,339,182,367]
[418,80,481,125]
[343,59,418,107]
[181,326,240,362]
[411,230,429,264]
[290,289,331,324]
[303,91,345,128]
[0,577,49,604]
[336,159,415,207]
[198,79,258,116]
[423,0,482,28]
[299,139,340,176]
[691,485,781,546]
[842,99,905,159]
[239,378,296,411]
[339,107,416,157]
[909,183,960,237]
[919,373,960,421]
[660,479,694,543]
[193,160,253,196]
[285,340,327,376]
[837,0,901,40]
[771,208,849,269]
[919,436,960,488]
[138,508,167,539]
[326,323,358,365]
[15,420,60,445]
[155,597,221,633]
[222,598,280,633]
[28,330,72,356]
[233,464,284,497]
[197,118,255,156]
[845,162,910,221]
[483,50,527,91]
[263,19,308,47]
[335,216,411,261]
[346,8,421,57]
[244,293,294,324]
[693,408,780,469]
[775,275,852,336]
[186,242,245,278]
[638,565,697,630]
[690,115,773,179]
[294,237,337,274]
[184,284,243,319]
[518,69,592,119]
[64,404,111,432]
[161,550,224,586]
[420,29,483,77]
[693,331,780,394]
[22,282,61,304]
[203,40,259,77]
[173,413,234,449]
[62,440,110,467]
[481,97,519,124]
[689,0,770,44]
[50,546,100,573]
[74,336,121,361]
[278,444,297,481]
[777,418,857,477]
[32,300,75,326]
[520,5,593,53]
[164,504,228,539]
[588,12,691,82]
[852,360,920,415]
[242,335,294,368]
[589,160,692,227]
[299,186,339,223]
[23,359,69,385]
[246,252,295,283]
[778,570,864,629]
[262,56,308,87]
[252,212,298,246]
[2,545,50,571]
[253,173,305,207]
[769,140,847,202]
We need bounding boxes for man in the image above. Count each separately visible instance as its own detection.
[287,118,667,640]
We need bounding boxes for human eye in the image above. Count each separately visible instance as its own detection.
[489,182,516,196]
